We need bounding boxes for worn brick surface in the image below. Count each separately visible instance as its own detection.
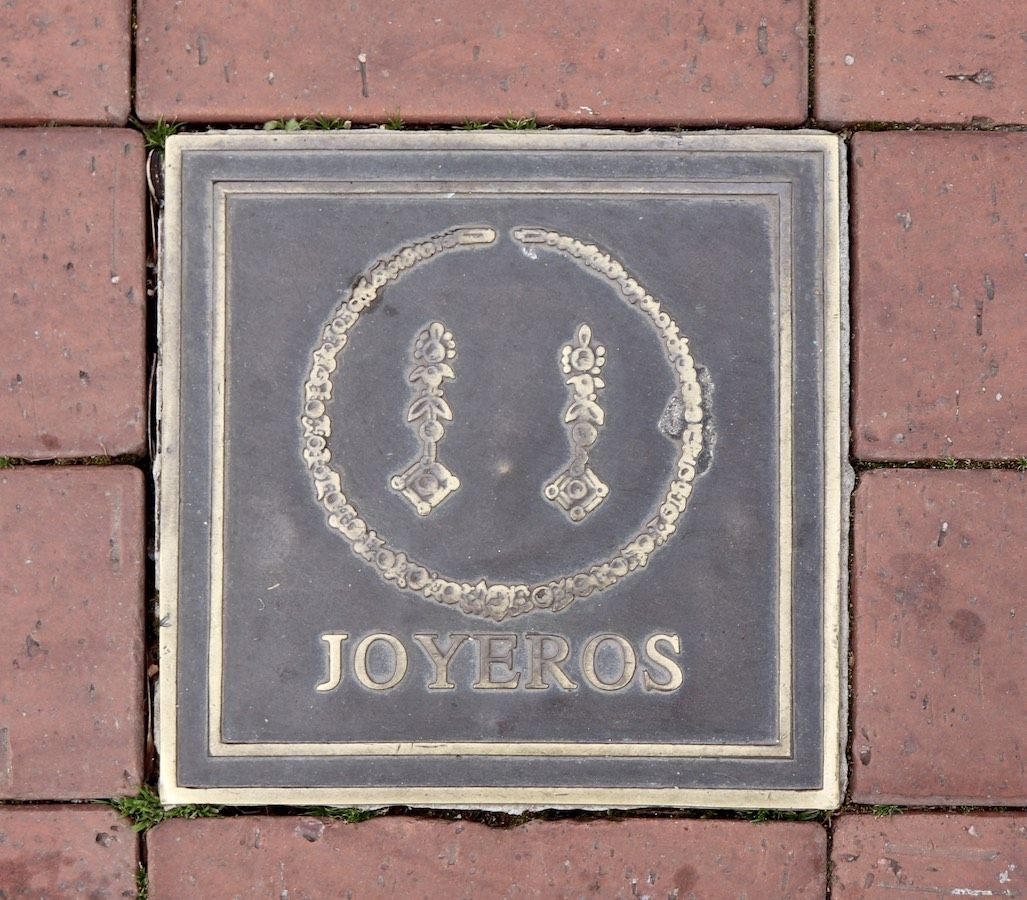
[0,806,139,895]
[815,1,1027,125]
[0,467,145,799]
[135,1,808,125]
[851,470,1027,804]
[0,0,131,125]
[0,129,147,459]
[147,816,826,897]
[851,132,1027,461]
[832,813,1027,897]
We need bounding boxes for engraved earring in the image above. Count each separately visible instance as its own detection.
[544,323,609,522]
[391,321,461,516]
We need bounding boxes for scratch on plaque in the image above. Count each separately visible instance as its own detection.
[659,394,686,439]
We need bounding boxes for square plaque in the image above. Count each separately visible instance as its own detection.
[158,132,847,808]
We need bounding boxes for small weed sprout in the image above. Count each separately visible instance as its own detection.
[263,117,304,132]
[872,804,903,818]
[263,116,353,131]
[106,785,220,832]
[135,863,149,900]
[744,809,827,824]
[385,112,405,130]
[301,806,380,823]
[499,115,537,130]
[139,117,183,150]
[312,116,352,130]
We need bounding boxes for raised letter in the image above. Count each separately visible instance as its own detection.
[315,633,349,692]
[414,633,470,689]
[353,633,408,691]
[472,634,520,689]
[581,634,636,692]
[642,633,684,692]
[525,633,577,690]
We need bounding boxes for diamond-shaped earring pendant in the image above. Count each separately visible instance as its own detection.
[545,324,609,523]
[390,321,461,516]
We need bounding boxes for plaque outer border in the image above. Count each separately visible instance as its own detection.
[156,130,849,810]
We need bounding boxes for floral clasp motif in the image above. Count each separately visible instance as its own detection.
[544,323,610,523]
[390,321,461,516]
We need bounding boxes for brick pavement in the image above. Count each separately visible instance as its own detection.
[0,128,147,459]
[832,813,1027,896]
[852,470,1027,805]
[135,0,809,126]
[0,467,146,799]
[0,1,132,125]
[815,1,1027,125]
[852,131,1027,460]
[147,817,827,896]
[1,0,1026,895]
[0,806,139,895]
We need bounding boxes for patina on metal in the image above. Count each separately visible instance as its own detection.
[158,131,847,809]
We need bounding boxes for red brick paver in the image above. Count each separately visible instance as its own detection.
[832,813,1027,897]
[0,806,139,895]
[851,132,1027,461]
[851,470,1027,805]
[815,1,1027,125]
[147,816,826,897]
[0,0,132,125]
[0,467,145,799]
[0,129,147,459]
[135,1,808,126]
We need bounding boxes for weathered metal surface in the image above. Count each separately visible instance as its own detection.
[158,131,846,808]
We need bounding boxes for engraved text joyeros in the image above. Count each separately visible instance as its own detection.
[545,324,609,523]
[300,226,706,621]
[390,322,460,516]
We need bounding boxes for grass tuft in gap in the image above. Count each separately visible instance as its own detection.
[105,785,221,832]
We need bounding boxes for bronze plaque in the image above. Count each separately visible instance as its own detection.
[158,132,847,808]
